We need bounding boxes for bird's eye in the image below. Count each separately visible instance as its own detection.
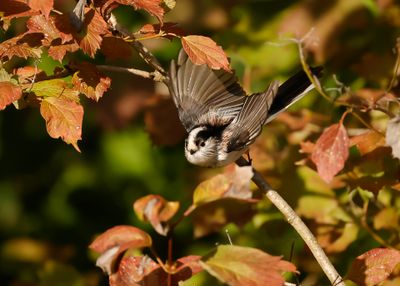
[200,141,206,147]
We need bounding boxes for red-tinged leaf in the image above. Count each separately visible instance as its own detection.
[90,226,152,275]
[201,245,297,286]
[14,66,43,82]
[299,140,315,154]
[102,0,164,23]
[0,0,39,20]
[138,22,185,39]
[0,33,43,60]
[347,248,400,286]
[101,37,133,60]
[27,15,73,45]
[27,0,53,18]
[181,35,231,71]
[48,41,80,62]
[109,255,202,286]
[133,195,179,236]
[0,81,22,110]
[78,8,109,58]
[311,122,350,183]
[71,62,111,101]
[39,90,83,151]
[193,165,254,206]
[386,116,400,160]
[351,130,386,156]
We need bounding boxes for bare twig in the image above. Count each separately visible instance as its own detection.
[107,14,168,82]
[236,157,345,286]
[96,65,164,81]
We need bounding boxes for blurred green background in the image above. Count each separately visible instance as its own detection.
[1,0,399,285]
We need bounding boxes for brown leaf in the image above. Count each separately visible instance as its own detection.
[0,33,43,60]
[0,0,39,20]
[138,22,185,39]
[28,0,53,18]
[311,122,350,183]
[386,116,400,160]
[27,15,73,45]
[102,0,164,23]
[101,37,133,60]
[90,226,152,275]
[351,130,386,156]
[347,248,400,286]
[78,8,109,58]
[144,94,186,146]
[71,62,111,101]
[133,194,179,236]
[201,245,297,286]
[48,41,80,62]
[0,81,22,110]
[181,35,230,71]
[39,91,83,152]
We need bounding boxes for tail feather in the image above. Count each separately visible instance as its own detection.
[266,66,323,123]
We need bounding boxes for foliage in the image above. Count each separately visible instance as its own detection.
[1,0,400,286]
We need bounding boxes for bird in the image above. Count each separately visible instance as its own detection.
[168,49,322,167]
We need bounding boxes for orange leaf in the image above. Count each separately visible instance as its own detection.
[347,248,400,286]
[181,35,231,71]
[201,245,297,286]
[40,95,83,152]
[78,9,109,58]
[133,194,179,236]
[0,0,39,20]
[102,0,164,23]
[71,62,111,101]
[27,0,53,18]
[48,41,79,62]
[0,81,22,110]
[350,130,386,156]
[27,15,73,45]
[0,33,43,60]
[311,122,349,183]
[138,22,185,39]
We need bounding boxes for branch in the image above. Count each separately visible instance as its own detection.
[236,157,345,286]
[106,14,168,83]
[96,65,164,81]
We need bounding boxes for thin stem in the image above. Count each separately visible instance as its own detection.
[96,65,164,81]
[236,157,345,286]
[167,237,173,286]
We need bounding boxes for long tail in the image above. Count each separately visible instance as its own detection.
[265,67,323,123]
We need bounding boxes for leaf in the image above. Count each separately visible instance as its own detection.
[193,165,254,206]
[27,15,73,45]
[109,255,202,286]
[36,82,83,151]
[347,248,400,286]
[181,35,231,71]
[311,122,350,183]
[373,208,399,230]
[133,194,179,236]
[27,0,53,18]
[138,22,185,39]
[0,0,39,20]
[0,81,22,110]
[201,245,296,286]
[48,41,80,62]
[386,116,400,160]
[71,62,111,101]
[101,37,133,60]
[351,130,386,156]
[0,33,43,60]
[102,0,164,23]
[78,8,109,58]
[90,226,152,275]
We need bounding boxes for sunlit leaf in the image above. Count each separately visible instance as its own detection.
[71,62,111,101]
[48,41,80,62]
[0,81,22,110]
[27,0,53,18]
[351,130,386,156]
[27,15,73,45]
[138,22,185,39]
[181,35,231,71]
[102,0,164,23]
[0,0,39,20]
[133,194,179,236]
[201,245,296,286]
[373,208,399,230]
[386,116,400,160]
[311,122,349,183]
[347,248,400,286]
[0,33,43,60]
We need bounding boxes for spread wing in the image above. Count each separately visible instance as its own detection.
[223,81,280,152]
[169,49,246,132]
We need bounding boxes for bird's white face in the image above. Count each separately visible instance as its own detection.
[185,126,219,167]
